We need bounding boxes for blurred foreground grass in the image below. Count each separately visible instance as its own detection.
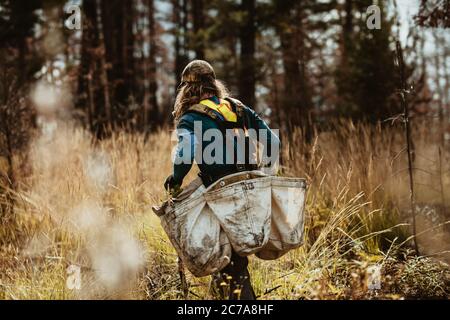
[1,120,449,299]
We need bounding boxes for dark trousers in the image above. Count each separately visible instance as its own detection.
[214,250,256,300]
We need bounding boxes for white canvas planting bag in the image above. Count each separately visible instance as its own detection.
[204,172,273,255]
[153,179,232,277]
[153,171,307,277]
[256,176,307,260]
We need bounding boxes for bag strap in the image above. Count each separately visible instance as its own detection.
[187,100,246,130]
[199,99,238,122]
[187,103,223,122]
[224,97,251,131]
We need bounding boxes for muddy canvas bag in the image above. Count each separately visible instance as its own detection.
[153,178,232,277]
[205,172,273,255]
[256,176,307,260]
[152,171,307,277]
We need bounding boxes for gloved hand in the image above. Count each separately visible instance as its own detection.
[164,174,180,192]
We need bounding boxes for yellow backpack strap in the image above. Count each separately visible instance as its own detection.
[199,99,237,122]
[225,97,248,128]
[187,104,222,121]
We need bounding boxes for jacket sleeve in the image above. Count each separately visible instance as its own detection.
[172,115,197,185]
[245,107,281,169]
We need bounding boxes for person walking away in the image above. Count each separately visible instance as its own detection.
[164,60,280,300]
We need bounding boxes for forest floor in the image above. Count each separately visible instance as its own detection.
[0,120,450,299]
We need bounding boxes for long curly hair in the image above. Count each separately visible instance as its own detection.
[173,60,229,123]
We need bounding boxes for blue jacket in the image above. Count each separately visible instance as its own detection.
[172,96,280,186]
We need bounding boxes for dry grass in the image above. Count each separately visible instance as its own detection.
[0,118,449,300]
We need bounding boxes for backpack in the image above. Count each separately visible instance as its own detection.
[187,97,251,132]
[186,97,258,180]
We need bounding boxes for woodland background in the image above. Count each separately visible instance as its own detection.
[0,0,450,299]
[0,0,448,136]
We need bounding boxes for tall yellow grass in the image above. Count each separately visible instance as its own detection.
[0,119,449,299]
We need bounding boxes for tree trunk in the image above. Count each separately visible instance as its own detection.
[78,0,100,133]
[276,2,313,142]
[239,0,256,108]
[433,30,445,147]
[100,0,135,126]
[148,0,159,127]
[440,31,449,149]
[96,0,112,129]
[343,0,353,54]
[173,0,189,88]
[191,0,205,59]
